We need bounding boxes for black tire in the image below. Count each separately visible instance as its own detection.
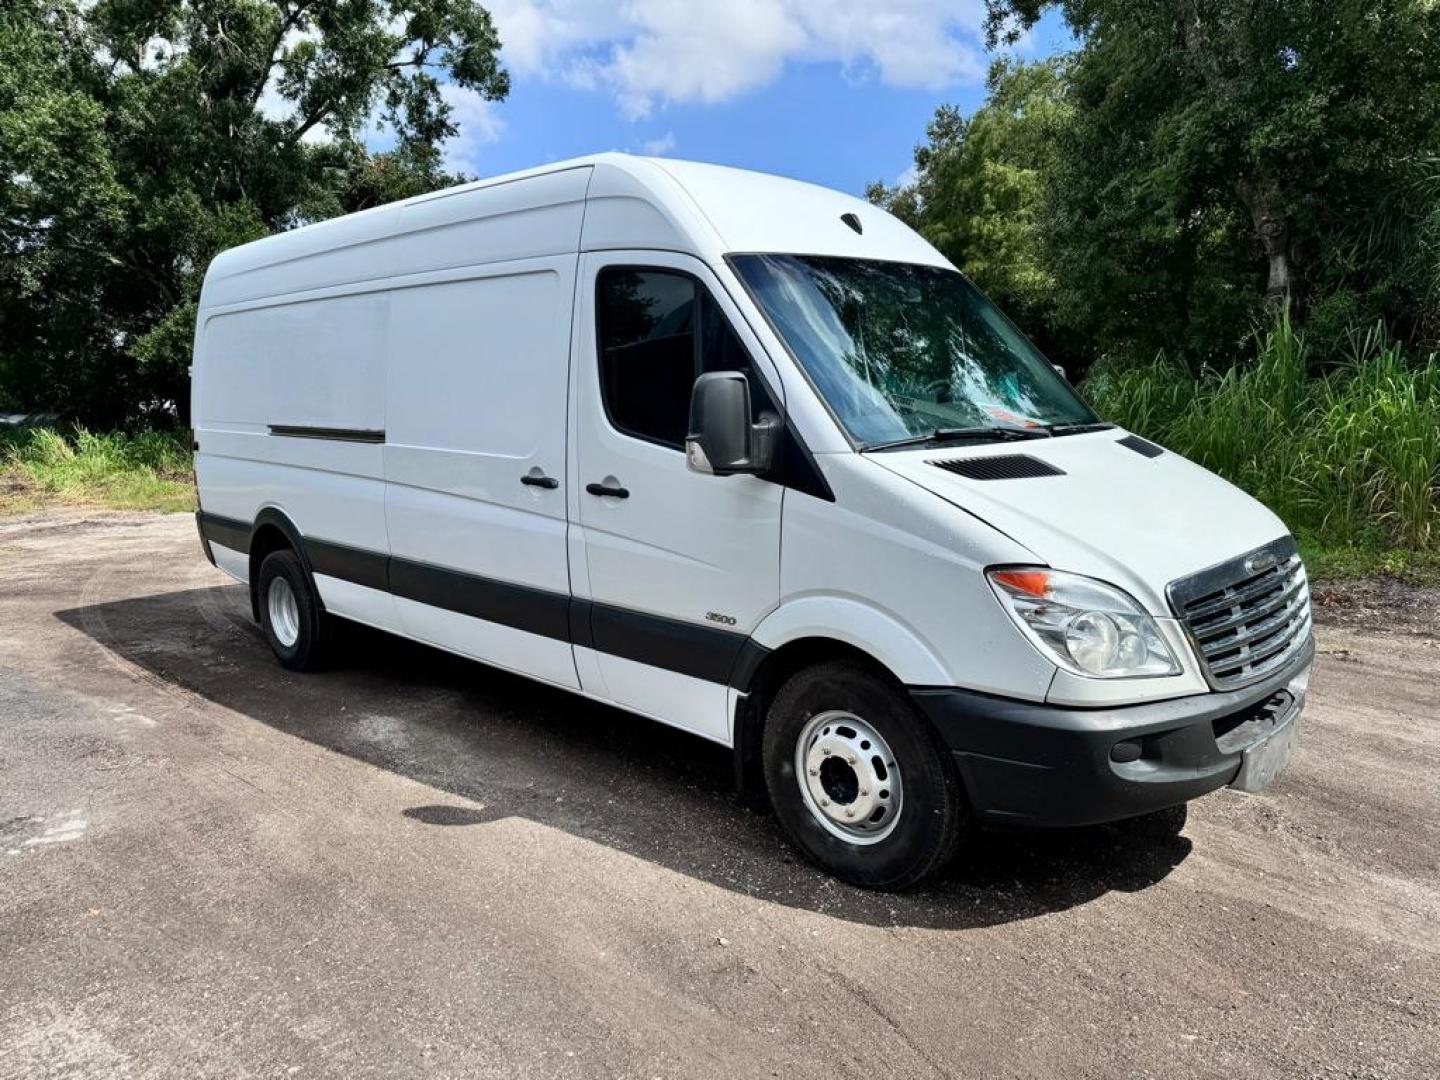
[256,549,331,671]
[762,661,969,890]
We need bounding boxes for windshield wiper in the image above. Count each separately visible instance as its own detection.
[1045,421,1116,436]
[862,426,1052,452]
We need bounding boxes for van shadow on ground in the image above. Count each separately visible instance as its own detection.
[57,583,1192,931]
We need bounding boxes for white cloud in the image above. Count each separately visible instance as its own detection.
[895,162,920,188]
[439,84,508,173]
[640,131,677,156]
[487,0,989,120]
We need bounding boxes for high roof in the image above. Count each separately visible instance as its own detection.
[201,153,949,308]
[636,155,949,267]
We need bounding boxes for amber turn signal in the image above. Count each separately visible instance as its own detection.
[990,569,1051,598]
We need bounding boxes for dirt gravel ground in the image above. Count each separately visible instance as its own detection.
[1,510,1437,1080]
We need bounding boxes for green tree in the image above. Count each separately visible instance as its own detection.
[869,59,1077,369]
[0,0,508,423]
[979,0,1440,368]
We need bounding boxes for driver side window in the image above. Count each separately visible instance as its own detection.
[596,267,774,450]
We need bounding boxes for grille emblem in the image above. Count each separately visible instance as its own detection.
[1245,551,1279,574]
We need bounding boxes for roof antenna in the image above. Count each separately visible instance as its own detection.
[840,212,863,235]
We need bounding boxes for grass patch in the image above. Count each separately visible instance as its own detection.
[1084,316,1440,579]
[0,426,194,514]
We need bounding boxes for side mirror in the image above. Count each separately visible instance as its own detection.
[686,371,779,476]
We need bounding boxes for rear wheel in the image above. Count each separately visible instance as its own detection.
[762,661,968,889]
[256,549,331,671]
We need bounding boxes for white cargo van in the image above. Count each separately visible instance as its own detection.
[193,154,1313,888]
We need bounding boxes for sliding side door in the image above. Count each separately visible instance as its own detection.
[383,258,580,690]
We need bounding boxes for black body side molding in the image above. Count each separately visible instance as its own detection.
[196,510,249,554]
[193,512,770,689]
[268,425,386,443]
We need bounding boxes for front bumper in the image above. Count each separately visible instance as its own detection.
[911,635,1314,827]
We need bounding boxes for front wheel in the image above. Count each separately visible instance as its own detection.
[762,662,969,889]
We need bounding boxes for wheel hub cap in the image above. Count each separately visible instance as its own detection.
[795,710,902,844]
[267,576,300,648]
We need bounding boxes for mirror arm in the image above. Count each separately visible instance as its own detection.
[749,411,781,474]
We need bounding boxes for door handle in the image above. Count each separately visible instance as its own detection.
[585,482,629,499]
[521,473,559,489]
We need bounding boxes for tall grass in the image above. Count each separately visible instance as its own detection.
[1084,317,1440,572]
[0,426,193,513]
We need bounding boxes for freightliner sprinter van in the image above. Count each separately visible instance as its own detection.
[193,154,1314,889]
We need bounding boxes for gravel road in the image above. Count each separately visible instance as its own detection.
[1,511,1436,1079]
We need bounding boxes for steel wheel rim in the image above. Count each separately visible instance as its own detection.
[794,709,903,845]
[267,576,301,648]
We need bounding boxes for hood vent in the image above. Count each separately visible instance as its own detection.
[1117,434,1164,459]
[928,454,1065,481]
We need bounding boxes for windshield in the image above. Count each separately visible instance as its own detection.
[729,254,1098,448]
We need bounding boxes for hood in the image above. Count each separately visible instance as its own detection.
[869,429,1290,615]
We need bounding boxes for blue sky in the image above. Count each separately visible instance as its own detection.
[438,3,1074,198]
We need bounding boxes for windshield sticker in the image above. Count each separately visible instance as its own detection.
[983,404,1042,428]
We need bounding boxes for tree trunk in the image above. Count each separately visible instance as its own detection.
[1177,1,1299,313]
[1235,175,1297,312]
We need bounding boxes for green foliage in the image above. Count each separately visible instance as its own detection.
[1084,317,1440,568]
[1,425,193,511]
[0,0,508,424]
[887,2,1440,373]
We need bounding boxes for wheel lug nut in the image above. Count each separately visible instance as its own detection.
[860,789,868,797]
[808,767,818,777]
[820,798,830,807]
[821,747,830,756]
[847,755,857,765]
[844,809,854,817]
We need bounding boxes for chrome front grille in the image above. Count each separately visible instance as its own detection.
[1167,537,1313,691]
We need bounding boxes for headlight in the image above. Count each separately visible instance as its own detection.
[987,568,1181,679]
